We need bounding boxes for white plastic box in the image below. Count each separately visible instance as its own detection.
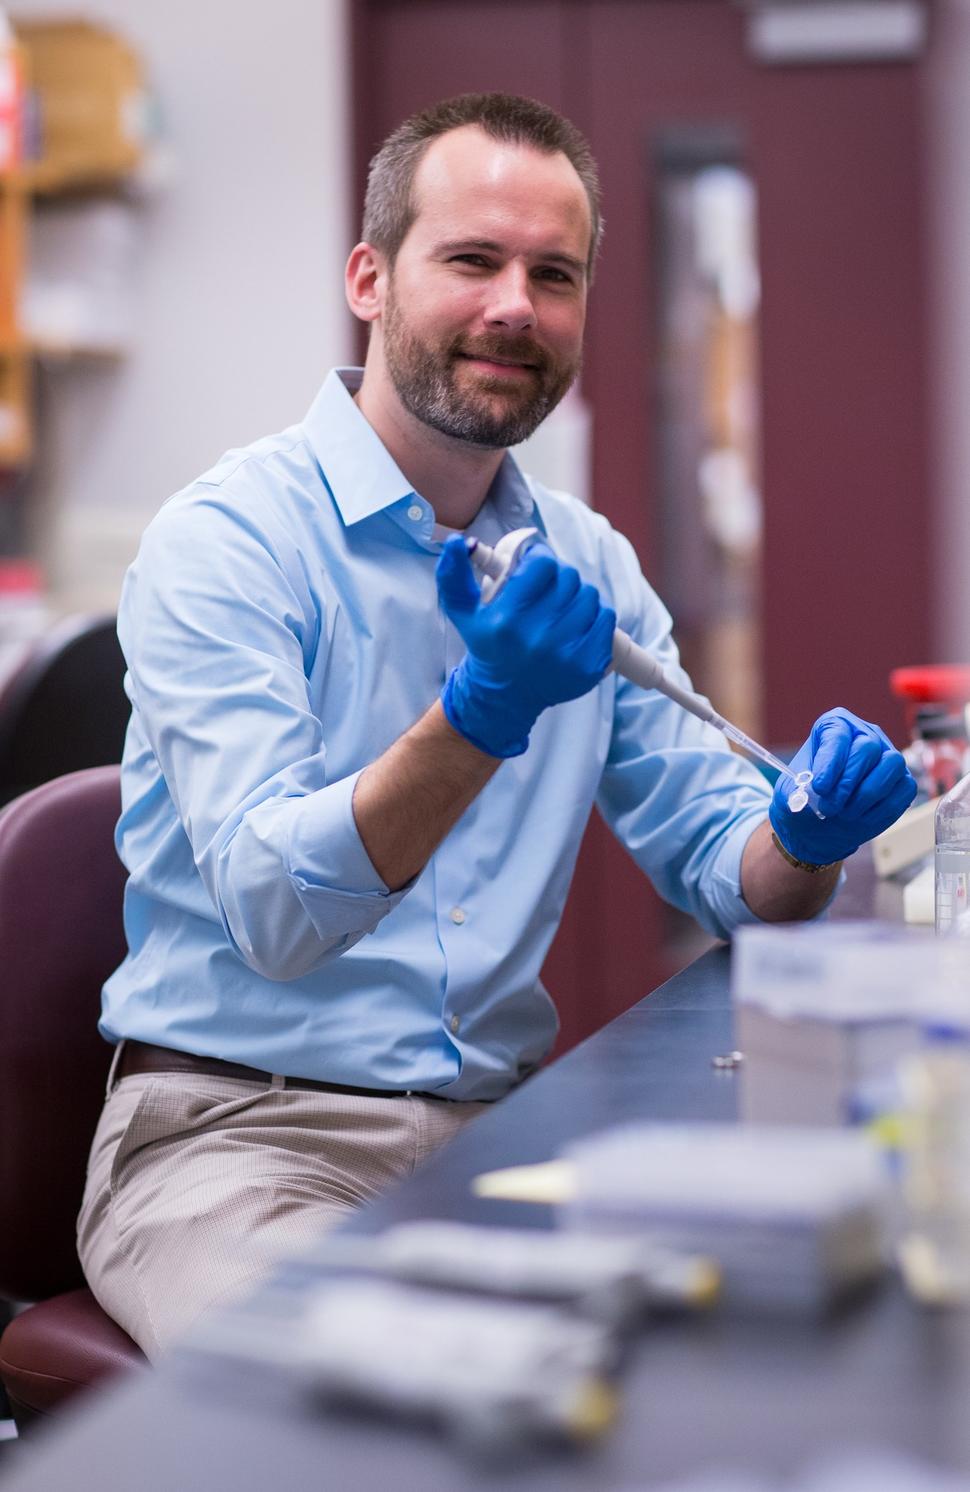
[732,921,970,1126]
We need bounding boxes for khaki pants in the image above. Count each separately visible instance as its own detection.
[77,1066,488,1360]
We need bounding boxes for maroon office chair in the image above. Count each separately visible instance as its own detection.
[0,766,145,1428]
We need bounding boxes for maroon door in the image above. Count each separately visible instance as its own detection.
[353,0,932,1052]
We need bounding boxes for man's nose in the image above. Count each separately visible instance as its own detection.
[483,264,537,334]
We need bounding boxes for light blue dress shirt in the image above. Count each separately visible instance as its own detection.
[102,368,774,1100]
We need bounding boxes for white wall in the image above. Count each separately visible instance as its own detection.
[925,0,970,662]
[14,0,353,611]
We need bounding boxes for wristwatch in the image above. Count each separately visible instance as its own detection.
[770,830,839,874]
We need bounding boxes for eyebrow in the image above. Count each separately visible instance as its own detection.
[434,239,587,277]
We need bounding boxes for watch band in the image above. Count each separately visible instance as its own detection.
[770,830,838,874]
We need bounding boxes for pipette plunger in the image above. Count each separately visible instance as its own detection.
[465,530,824,818]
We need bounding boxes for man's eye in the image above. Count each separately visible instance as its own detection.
[450,254,490,268]
[535,267,571,284]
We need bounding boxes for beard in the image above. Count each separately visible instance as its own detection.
[381,287,581,449]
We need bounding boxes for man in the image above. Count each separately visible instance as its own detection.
[78,93,914,1357]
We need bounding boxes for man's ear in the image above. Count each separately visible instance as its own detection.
[345,242,388,323]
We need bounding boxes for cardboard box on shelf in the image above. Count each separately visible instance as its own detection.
[12,18,147,191]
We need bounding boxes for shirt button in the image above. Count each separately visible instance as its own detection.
[450,1014,460,1035]
[407,503,423,522]
[450,907,466,925]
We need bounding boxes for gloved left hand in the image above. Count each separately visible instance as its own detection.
[769,706,917,866]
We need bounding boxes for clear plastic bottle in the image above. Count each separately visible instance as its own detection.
[898,1025,970,1305]
[922,713,969,798]
[903,707,970,803]
[935,772,970,937]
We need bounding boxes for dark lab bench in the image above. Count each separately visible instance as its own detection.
[3,863,964,1492]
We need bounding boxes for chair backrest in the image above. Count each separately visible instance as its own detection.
[0,766,126,1302]
[0,614,130,807]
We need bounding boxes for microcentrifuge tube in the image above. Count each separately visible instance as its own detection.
[787,771,813,814]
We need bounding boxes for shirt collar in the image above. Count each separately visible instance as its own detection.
[302,367,543,536]
[303,368,414,525]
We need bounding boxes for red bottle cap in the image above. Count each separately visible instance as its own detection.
[889,665,970,703]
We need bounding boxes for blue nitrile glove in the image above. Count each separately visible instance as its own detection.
[436,535,616,757]
[769,706,917,866]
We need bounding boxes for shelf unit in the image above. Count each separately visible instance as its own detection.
[0,18,147,468]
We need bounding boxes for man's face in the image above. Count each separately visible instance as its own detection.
[379,126,591,449]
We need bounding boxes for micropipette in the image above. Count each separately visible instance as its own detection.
[466,528,823,818]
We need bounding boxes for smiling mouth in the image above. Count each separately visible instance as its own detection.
[455,352,539,375]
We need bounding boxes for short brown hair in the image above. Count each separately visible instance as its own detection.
[362,92,603,275]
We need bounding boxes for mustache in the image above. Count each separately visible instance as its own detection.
[451,335,549,372]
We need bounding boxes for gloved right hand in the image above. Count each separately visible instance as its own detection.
[436,535,616,758]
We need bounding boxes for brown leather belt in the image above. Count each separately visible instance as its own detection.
[117,1039,444,1099]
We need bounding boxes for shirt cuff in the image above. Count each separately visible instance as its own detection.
[711,810,846,935]
[285,768,396,898]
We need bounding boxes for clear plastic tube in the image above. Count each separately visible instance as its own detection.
[715,721,792,780]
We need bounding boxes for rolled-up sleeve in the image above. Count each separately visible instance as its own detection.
[120,488,408,981]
